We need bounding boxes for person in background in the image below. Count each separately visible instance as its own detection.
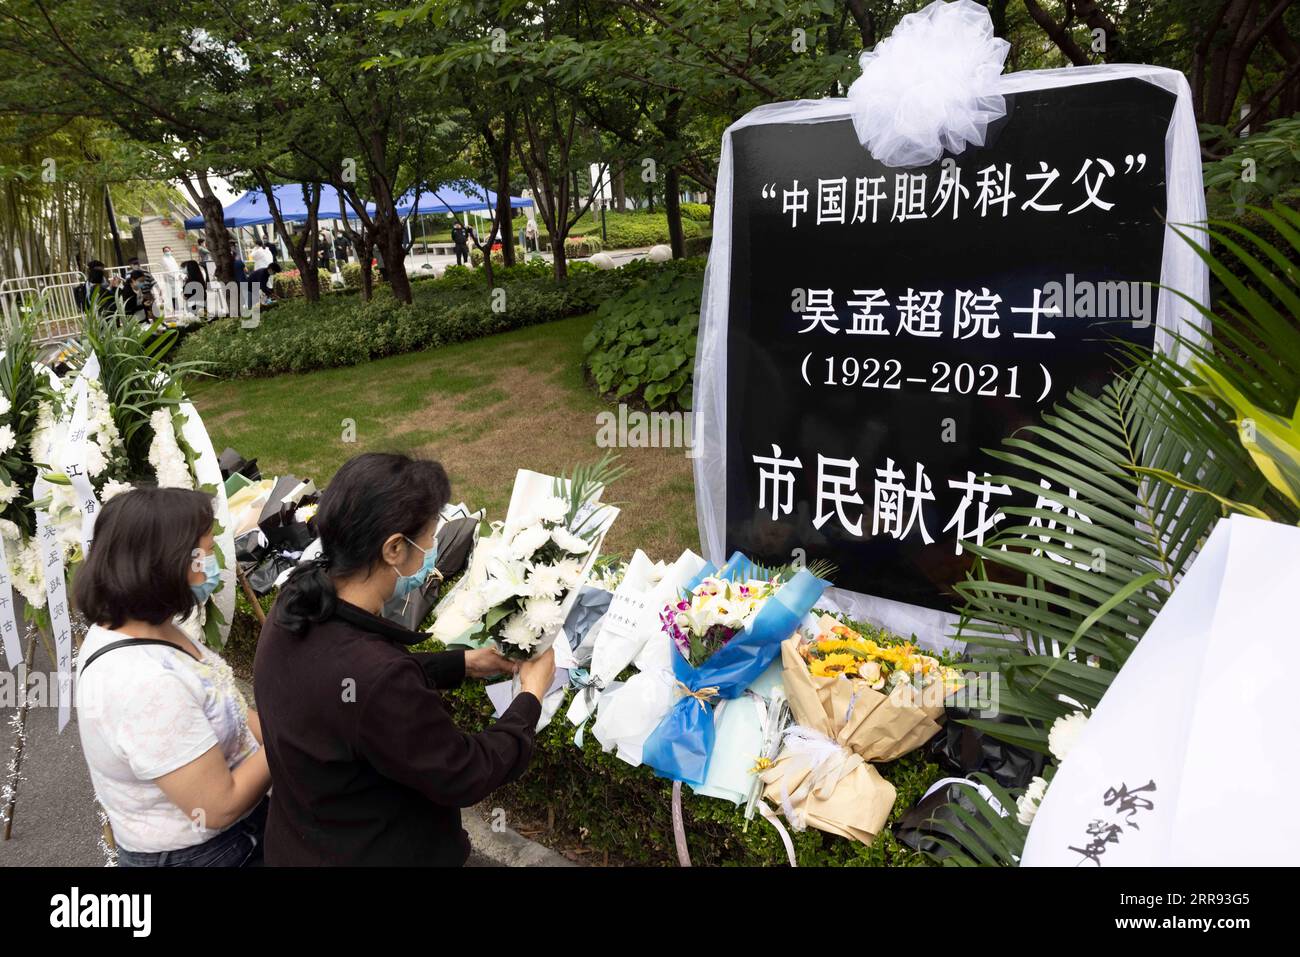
[316,231,333,271]
[160,246,182,316]
[524,218,538,253]
[231,242,250,311]
[77,260,112,314]
[251,240,274,274]
[182,256,207,316]
[73,487,271,867]
[254,452,552,866]
[197,237,211,265]
[450,219,471,267]
[249,260,279,305]
[109,269,153,322]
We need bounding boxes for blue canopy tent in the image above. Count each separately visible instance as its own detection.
[184,183,532,229]
[183,183,372,230]
[393,184,533,216]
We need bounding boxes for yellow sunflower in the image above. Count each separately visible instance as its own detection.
[809,652,860,678]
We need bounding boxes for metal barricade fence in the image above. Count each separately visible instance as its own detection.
[0,272,88,344]
[1,263,201,343]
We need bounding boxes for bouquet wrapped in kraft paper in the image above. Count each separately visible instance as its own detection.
[760,616,963,843]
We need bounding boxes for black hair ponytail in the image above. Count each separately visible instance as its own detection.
[274,452,451,633]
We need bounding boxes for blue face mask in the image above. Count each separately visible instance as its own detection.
[392,536,439,598]
[191,552,221,604]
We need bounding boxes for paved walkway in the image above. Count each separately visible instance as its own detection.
[402,245,653,275]
[0,637,570,867]
[0,637,103,867]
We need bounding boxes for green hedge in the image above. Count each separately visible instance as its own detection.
[542,211,707,251]
[469,239,526,267]
[584,259,704,410]
[439,661,943,866]
[178,258,673,378]
[680,202,712,223]
[564,235,602,258]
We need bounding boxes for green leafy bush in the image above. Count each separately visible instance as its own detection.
[435,653,941,866]
[271,269,301,298]
[680,202,712,222]
[583,258,704,410]
[473,240,522,267]
[339,261,368,290]
[178,259,669,378]
[682,235,713,258]
[1203,116,1300,216]
[564,235,602,258]
[542,211,708,251]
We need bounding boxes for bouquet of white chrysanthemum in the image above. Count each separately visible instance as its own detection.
[433,455,625,661]
[13,316,234,647]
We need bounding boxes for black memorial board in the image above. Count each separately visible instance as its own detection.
[725,77,1176,610]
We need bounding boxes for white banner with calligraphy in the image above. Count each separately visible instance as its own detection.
[61,353,102,557]
[33,477,74,732]
[0,533,22,669]
[1022,515,1300,866]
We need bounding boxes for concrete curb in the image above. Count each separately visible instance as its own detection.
[464,804,576,867]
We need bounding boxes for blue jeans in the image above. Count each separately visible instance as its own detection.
[117,798,268,868]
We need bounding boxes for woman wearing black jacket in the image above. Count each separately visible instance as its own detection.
[253,452,553,866]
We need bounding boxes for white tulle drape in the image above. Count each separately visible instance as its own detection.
[846,0,1010,168]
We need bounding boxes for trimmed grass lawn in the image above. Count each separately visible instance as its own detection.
[190,312,698,561]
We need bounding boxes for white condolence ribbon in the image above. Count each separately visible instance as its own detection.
[34,477,74,732]
[61,354,102,557]
[0,534,21,669]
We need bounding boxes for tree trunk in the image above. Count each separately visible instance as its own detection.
[183,177,234,284]
[663,97,685,258]
[380,217,411,304]
[256,174,322,303]
[552,240,568,282]
[359,234,375,301]
[613,165,625,213]
[1022,0,1091,65]
[495,191,516,267]
[203,210,234,285]
[491,124,517,267]
[665,167,685,259]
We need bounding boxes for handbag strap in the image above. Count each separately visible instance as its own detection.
[79,638,197,675]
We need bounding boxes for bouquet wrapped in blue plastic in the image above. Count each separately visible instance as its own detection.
[641,552,829,786]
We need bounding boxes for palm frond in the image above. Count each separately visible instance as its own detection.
[74,310,210,473]
[0,311,45,536]
[930,200,1300,866]
[557,450,631,536]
